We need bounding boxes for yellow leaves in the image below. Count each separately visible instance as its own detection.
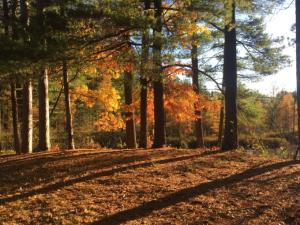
[73,79,120,111]
[95,112,125,132]
[72,69,123,132]
[276,93,295,132]
[73,85,95,108]
[176,19,211,48]
[188,24,210,36]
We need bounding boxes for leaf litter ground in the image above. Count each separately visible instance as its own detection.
[0,148,299,225]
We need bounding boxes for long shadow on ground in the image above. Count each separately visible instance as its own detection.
[0,149,225,204]
[89,160,299,225]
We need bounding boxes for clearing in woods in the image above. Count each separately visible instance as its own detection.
[0,149,299,224]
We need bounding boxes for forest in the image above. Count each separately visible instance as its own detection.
[0,0,300,224]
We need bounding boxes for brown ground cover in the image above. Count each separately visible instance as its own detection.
[0,148,299,225]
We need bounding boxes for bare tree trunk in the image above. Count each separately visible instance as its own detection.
[38,69,51,151]
[191,44,204,148]
[295,0,300,160]
[10,80,21,154]
[124,71,137,148]
[222,0,238,151]
[293,95,296,135]
[11,0,18,39]
[139,0,151,149]
[21,80,33,153]
[63,60,75,150]
[36,0,50,151]
[0,108,2,151]
[20,0,32,154]
[152,0,166,148]
[3,0,9,35]
[218,104,224,146]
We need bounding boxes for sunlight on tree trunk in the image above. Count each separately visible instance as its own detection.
[191,44,204,148]
[124,71,137,149]
[21,80,33,153]
[63,60,75,150]
[38,69,51,151]
[295,0,300,160]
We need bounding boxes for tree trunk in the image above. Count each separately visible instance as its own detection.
[21,80,33,153]
[295,0,300,159]
[20,0,32,154]
[191,44,204,148]
[0,108,2,151]
[222,1,238,151]
[38,68,51,151]
[10,80,21,154]
[11,0,18,39]
[3,0,9,35]
[139,0,151,149]
[63,60,75,150]
[124,71,137,148]
[218,104,224,146]
[20,0,28,38]
[293,96,296,135]
[36,0,51,151]
[152,0,166,148]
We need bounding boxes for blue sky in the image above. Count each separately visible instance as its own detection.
[246,1,296,95]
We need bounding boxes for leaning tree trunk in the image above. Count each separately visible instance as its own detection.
[21,80,33,153]
[222,0,238,151]
[152,0,166,148]
[10,81,21,154]
[37,0,51,151]
[124,70,137,148]
[139,0,151,149]
[295,0,300,160]
[191,44,204,148]
[63,60,75,150]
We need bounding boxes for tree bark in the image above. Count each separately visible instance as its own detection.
[21,80,33,153]
[3,0,9,35]
[293,95,296,135]
[124,71,137,148]
[191,44,204,148]
[222,0,238,151]
[11,0,18,39]
[139,0,151,149]
[38,68,51,151]
[37,0,51,151]
[10,80,21,154]
[218,104,224,146]
[0,108,2,151]
[295,0,300,159]
[152,0,166,148]
[20,0,28,38]
[63,60,75,150]
[20,0,33,154]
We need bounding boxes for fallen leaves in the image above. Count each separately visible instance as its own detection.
[0,149,299,224]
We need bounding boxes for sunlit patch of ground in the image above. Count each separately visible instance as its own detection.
[0,148,299,225]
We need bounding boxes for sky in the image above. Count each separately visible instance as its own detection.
[246,1,296,95]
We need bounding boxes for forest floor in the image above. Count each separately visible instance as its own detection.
[0,148,299,225]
